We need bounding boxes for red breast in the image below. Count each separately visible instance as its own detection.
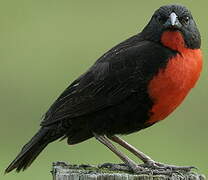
[147,31,202,124]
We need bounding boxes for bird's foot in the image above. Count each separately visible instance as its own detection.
[99,163,149,173]
[99,162,196,175]
[140,160,196,172]
[99,163,130,171]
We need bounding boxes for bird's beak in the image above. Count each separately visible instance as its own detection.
[164,12,181,29]
[169,12,177,26]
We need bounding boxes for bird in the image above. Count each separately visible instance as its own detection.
[5,4,202,174]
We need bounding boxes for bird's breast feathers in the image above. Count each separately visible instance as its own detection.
[147,31,202,124]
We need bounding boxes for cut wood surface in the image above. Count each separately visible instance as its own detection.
[52,162,206,180]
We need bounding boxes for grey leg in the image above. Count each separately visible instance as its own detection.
[108,135,153,164]
[109,135,195,172]
[93,133,145,173]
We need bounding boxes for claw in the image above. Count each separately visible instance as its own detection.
[99,163,149,173]
[140,161,196,172]
[99,163,131,171]
[99,162,196,174]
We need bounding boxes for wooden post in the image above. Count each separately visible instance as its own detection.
[52,162,206,180]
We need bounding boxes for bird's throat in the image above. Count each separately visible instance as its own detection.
[161,31,186,52]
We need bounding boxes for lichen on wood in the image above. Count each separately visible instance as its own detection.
[52,162,206,180]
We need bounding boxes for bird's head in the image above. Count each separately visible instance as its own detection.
[142,4,201,51]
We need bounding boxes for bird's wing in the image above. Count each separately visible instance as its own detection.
[40,36,161,126]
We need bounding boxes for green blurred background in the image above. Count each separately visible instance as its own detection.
[1,0,207,179]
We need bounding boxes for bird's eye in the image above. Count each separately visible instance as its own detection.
[180,16,189,25]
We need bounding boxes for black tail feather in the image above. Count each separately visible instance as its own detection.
[5,128,58,173]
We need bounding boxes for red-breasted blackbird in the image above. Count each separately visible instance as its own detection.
[5,4,202,174]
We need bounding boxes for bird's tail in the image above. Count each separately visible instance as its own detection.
[5,127,61,173]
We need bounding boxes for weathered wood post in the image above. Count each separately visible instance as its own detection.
[52,162,206,180]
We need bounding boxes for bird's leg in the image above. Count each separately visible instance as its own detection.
[108,135,195,172]
[93,133,147,173]
[108,135,153,163]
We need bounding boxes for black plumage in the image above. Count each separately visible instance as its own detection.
[5,4,201,173]
[6,35,176,173]
[41,37,177,137]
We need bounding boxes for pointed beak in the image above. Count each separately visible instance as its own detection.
[169,12,177,26]
[164,12,181,29]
